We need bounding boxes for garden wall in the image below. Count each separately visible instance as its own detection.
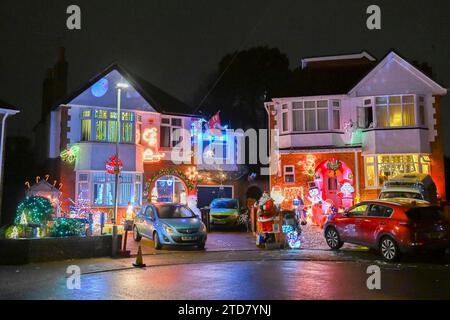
[0,235,121,265]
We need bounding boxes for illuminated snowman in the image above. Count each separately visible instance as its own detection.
[307,185,322,205]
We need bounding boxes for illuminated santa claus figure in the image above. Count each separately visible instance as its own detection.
[256,192,276,233]
[337,179,355,208]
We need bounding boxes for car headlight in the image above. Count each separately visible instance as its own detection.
[163,224,176,234]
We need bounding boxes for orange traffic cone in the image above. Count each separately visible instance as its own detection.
[133,245,146,268]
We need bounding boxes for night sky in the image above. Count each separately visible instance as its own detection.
[1,0,449,154]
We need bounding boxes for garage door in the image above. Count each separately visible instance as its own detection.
[197,185,233,208]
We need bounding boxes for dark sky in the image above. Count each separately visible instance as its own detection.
[1,0,449,154]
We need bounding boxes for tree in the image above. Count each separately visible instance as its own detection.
[194,46,292,130]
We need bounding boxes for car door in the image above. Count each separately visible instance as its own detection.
[339,203,369,243]
[142,205,156,238]
[361,204,394,246]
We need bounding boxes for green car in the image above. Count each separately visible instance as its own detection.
[209,198,240,225]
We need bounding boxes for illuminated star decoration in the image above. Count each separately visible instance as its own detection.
[60,145,80,164]
[142,128,165,162]
[185,166,198,181]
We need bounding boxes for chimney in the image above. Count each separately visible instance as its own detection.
[41,47,68,119]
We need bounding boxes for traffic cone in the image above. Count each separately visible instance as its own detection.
[133,245,146,268]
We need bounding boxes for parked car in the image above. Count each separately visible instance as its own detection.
[133,203,207,250]
[379,173,437,204]
[208,198,240,226]
[324,199,449,261]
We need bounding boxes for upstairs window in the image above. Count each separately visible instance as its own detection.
[332,100,341,130]
[292,100,328,132]
[357,99,374,129]
[81,110,92,141]
[375,95,415,128]
[418,96,426,126]
[80,109,135,143]
[160,116,183,148]
[281,104,289,132]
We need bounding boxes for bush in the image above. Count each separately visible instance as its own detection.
[14,196,54,226]
[50,218,86,237]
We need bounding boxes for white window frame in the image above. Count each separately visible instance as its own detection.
[374,94,417,128]
[160,115,184,149]
[363,154,430,189]
[290,100,329,133]
[283,165,295,183]
[281,104,289,133]
[75,171,143,207]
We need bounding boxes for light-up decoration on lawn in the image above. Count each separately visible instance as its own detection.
[106,155,123,174]
[60,145,80,164]
[142,128,165,162]
[91,78,109,97]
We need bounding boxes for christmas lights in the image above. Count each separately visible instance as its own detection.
[50,218,86,237]
[14,196,54,226]
[60,145,80,164]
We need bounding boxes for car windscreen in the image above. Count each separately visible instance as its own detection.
[406,206,443,220]
[380,192,423,200]
[211,199,238,209]
[155,205,196,219]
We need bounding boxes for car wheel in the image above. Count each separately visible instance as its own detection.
[325,227,343,250]
[133,225,142,241]
[379,236,400,261]
[153,232,162,250]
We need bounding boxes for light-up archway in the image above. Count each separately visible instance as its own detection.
[314,158,355,208]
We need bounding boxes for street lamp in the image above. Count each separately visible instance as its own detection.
[112,81,129,257]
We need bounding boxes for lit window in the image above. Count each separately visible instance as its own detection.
[375,95,416,128]
[377,154,419,185]
[365,156,376,188]
[284,165,295,183]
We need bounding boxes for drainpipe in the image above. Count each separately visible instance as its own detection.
[354,150,360,200]
[0,113,9,225]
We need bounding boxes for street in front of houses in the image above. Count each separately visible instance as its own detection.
[1,229,449,300]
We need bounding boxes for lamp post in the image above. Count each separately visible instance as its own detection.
[112,82,129,257]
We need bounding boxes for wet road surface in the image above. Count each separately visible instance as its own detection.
[1,258,449,300]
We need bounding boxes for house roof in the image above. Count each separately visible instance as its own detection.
[55,63,200,117]
[284,50,446,97]
[349,51,447,96]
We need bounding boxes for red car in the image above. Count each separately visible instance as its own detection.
[324,199,450,261]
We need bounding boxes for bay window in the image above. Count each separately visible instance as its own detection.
[375,95,416,128]
[80,108,135,143]
[81,110,92,141]
[364,154,430,188]
[332,100,341,130]
[77,172,143,207]
[291,100,328,132]
[357,99,374,129]
[281,104,289,132]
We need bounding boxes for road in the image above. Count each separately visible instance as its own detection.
[0,249,449,300]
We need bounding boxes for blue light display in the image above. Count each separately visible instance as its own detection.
[91,78,109,97]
